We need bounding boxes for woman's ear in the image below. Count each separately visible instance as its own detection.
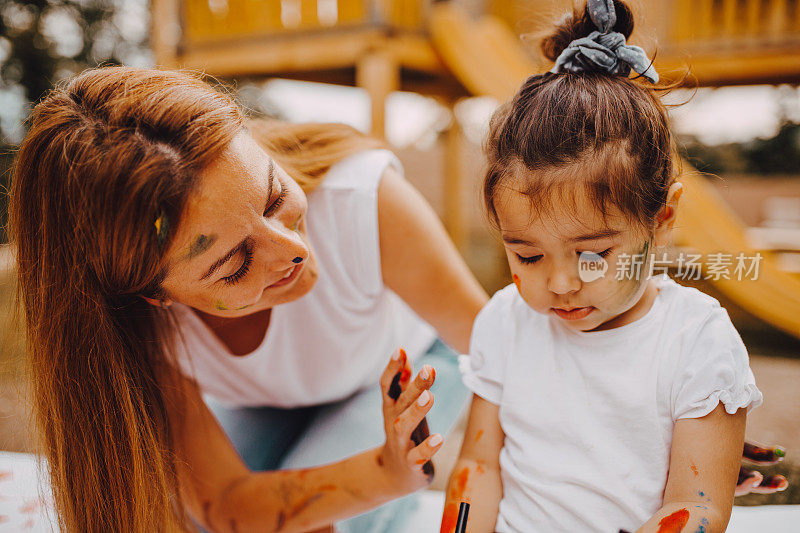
[654,182,684,248]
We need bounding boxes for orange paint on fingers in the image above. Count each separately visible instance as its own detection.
[441,502,459,533]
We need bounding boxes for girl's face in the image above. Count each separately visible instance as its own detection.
[159,131,318,316]
[495,183,659,332]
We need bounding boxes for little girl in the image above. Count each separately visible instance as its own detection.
[441,1,762,532]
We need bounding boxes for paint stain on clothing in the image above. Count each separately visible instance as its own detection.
[656,508,689,533]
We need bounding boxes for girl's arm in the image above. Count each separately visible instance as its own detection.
[635,404,746,533]
[166,349,442,532]
[378,166,489,353]
[441,395,505,533]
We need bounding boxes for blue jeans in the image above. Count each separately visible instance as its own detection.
[206,338,468,533]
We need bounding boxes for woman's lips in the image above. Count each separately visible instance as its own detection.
[266,262,304,289]
[552,306,594,321]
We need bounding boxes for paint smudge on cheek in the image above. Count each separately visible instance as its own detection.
[214,300,229,311]
[512,273,521,291]
[656,508,689,533]
[440,502,459,533]
[291,214,303,233]
[234,304,252,310]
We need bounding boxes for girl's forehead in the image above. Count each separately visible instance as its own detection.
[495,185,630,243]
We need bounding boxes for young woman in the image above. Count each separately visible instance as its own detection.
[9,66,486,532]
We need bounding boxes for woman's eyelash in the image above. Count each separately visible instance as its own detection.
[516,253,543,265]
[264,187,287,217]
[222,242,253,286]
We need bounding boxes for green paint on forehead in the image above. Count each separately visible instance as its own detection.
[187,234,217,259]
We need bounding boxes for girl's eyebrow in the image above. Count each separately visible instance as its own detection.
[195,159,275,281]
[502,229,621,246]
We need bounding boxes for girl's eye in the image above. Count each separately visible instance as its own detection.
[598,247,613,258]
[222,242,254,286]
[264,185,287,217]
[578,247,614,258]
[516,253,543,265]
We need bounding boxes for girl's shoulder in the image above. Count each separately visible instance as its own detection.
[652,274,735,335]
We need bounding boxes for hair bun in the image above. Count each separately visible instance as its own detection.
[540,0,635,62]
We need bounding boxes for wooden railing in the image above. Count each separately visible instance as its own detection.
[181,0,431,47]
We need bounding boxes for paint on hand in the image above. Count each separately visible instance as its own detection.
[743,442,785,463]
[214,300,229,311]
[753,474,788,492]
[512,273,521,291]
[690,463,699,476]
[656,508,689,533]
[475,429,484,443]
[386,359,434,479]
[441,502,459,533]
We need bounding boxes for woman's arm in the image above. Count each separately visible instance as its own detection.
[441,395,505,533]
[635,404,746,533]
[378,167,488,353]
[167,349,442,532]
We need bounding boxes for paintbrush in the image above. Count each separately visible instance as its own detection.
[388,370,434,478]
[455,501,470,533]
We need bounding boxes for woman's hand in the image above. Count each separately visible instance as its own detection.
[378,347,444,495]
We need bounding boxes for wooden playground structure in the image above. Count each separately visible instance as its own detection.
[151,0,800,339]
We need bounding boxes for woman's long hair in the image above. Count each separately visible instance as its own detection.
[7,65,381,532]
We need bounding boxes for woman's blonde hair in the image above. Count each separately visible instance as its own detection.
[8,65,382,532]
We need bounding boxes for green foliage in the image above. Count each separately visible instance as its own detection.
[0,0,150,243]
[680,121,800,176]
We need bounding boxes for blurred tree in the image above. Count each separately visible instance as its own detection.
[0,0,151,242]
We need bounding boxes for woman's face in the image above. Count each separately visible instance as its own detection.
[160,131,318,316]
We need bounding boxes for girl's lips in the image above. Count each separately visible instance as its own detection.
[267,262,304,289]
[552,306,594,321]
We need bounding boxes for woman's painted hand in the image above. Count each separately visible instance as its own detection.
[735,442,788,496]
[377,347,443,495]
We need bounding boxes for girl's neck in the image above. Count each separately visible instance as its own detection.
[587,279,660,332]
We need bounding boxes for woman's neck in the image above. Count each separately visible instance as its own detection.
[193,308,272,356]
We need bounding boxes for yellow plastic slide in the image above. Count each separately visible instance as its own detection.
[429,3,800,339]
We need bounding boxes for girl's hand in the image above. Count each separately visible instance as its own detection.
[378,347,443,495]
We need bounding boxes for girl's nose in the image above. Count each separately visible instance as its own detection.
[547,262,581,295]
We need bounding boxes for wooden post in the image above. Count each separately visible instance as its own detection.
[356,48,399,139]
[150,0,181,67]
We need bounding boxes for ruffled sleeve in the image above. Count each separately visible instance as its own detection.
[459,288,513,405]
[672,307,763,420]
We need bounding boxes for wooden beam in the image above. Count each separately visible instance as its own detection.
[356,48,399,139]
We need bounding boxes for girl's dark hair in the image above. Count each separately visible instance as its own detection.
[484,0,677,231]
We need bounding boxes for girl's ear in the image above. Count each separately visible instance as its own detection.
[654,182,684,248]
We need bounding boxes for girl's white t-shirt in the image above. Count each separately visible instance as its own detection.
[461,274,762,533]
[169,149,436,408]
